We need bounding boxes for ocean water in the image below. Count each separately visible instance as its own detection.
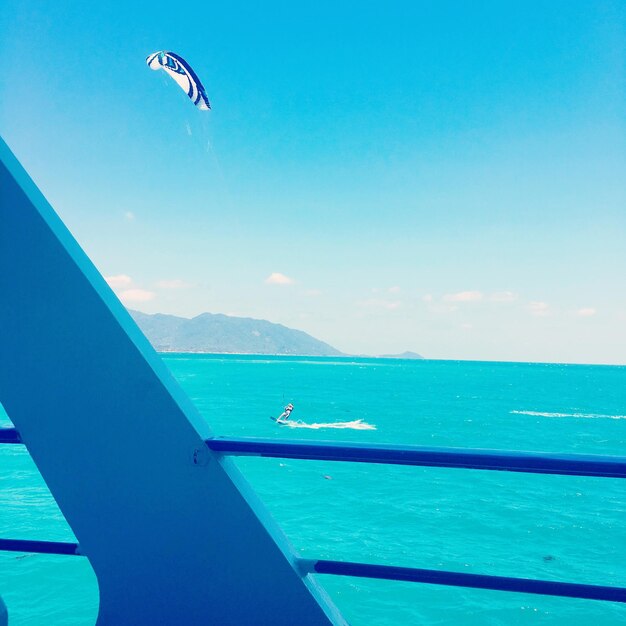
[1,356,626,625]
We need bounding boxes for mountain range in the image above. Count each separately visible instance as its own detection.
[129,310,344,356]
[130,310,424,358]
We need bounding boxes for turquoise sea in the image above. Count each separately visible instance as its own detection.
[1,356,626,625]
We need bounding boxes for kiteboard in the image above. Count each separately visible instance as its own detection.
[270,416,289,425]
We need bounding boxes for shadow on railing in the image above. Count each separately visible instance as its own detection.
[2,427,626,604]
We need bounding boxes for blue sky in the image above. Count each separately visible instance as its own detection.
[1,1,625,363]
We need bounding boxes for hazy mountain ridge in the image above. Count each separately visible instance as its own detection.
[129,310,344,356]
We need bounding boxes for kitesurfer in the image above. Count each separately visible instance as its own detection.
[277,403,294,422]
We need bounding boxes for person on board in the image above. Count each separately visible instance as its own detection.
[277,403,294,422]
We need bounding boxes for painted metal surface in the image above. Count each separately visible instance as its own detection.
[206,437,626,478]
[0,137,346,625]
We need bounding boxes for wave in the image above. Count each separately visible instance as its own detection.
[280,419,376,430]
[511,410,626,420]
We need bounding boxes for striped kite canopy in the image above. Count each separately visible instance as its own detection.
[146,51,211,111]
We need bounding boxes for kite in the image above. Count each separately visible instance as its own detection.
[146,51,211,110]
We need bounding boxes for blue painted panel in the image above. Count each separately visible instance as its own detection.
[207,437,626,478]
[0,138,345,625]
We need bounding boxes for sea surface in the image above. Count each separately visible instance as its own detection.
[1,356,625,625]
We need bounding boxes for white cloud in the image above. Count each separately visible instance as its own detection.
[577,307,596,317]
[529,301,549,316]
[304,289,322,297]
[265,272,295,285]
[123,211,135,222]
[119,289,156,303]
[490,291,518,303]
[443,291,483,302]
[422,294,433,303]
[105,274,133,289]
[156,279,192,289]
[388,286,401,294]
[106,275,157,304]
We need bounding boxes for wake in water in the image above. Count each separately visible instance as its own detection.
[280,419,376,430]
[511,410,626,420]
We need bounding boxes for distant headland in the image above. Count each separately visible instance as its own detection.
[378,351,424,360]
[129,310,342,356]
[129,310,423,359]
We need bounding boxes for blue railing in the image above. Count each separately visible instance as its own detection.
[2,427,626,604]
[0,538,80,556]
[0,428,21,444]
[206,437,626,478]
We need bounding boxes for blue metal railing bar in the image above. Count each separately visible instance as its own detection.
[0,538,80,555]
[4,429,626,480]
[1,537,624,604]
[303,560,626,604]
[206,437,626,479]
[0,428,20,444]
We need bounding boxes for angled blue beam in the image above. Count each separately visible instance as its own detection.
[0,428,20,444]
[303,560,626,604]
[206,438,626,479]
[0,137,346,625]
[0,539,80,556]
